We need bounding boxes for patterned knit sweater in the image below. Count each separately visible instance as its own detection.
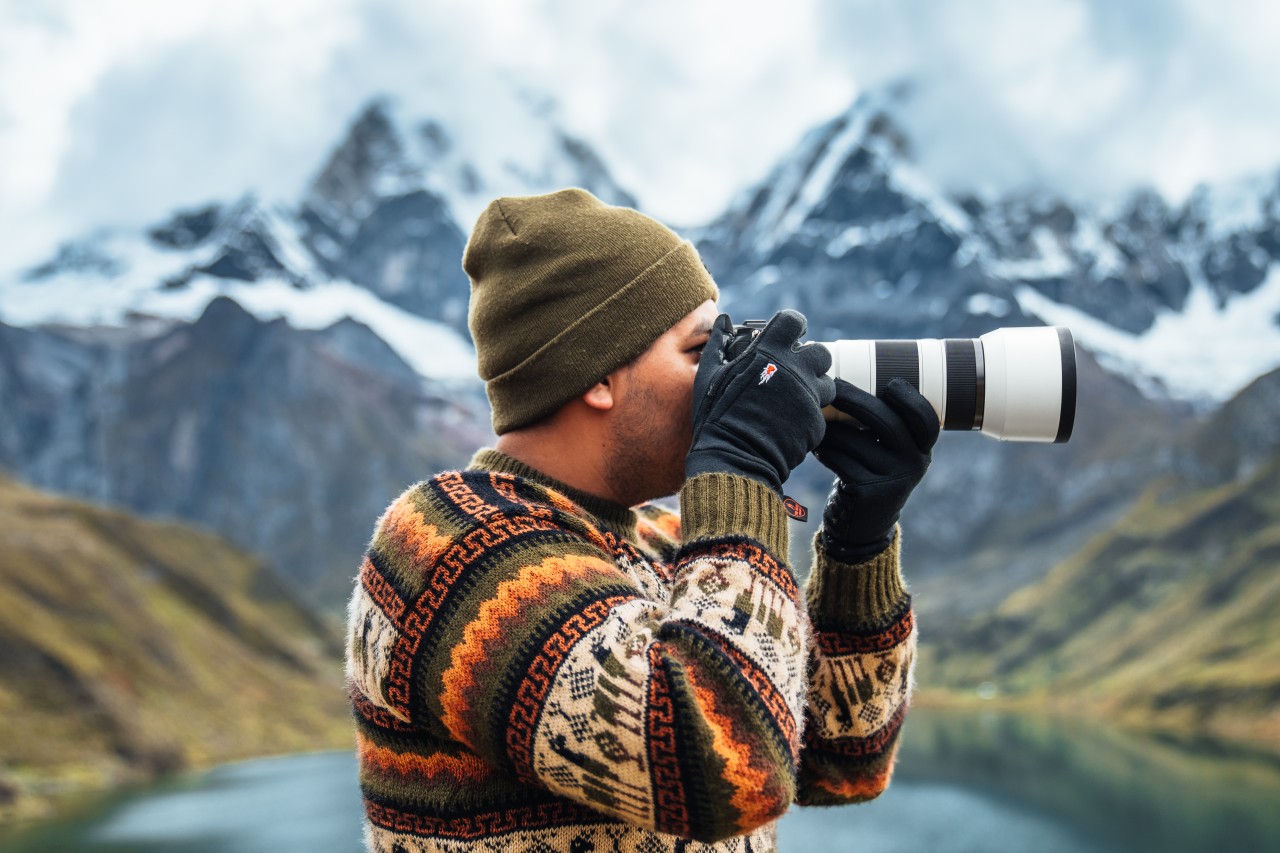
[346,449,916,852]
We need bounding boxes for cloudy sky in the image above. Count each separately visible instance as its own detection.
[2,0,1279,276]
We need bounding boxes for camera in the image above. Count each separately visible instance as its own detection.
[734,322,1077,443]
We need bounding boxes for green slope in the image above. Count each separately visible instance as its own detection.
[923,453,1280,749]
[0,475,352,822]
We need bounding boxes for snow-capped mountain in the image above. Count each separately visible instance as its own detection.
[9,196,477,383]
[1,97,638,381]
[698,91,1280,408]
[969,183,1280,403]
[696,88,1007,343]
[296,99,636,331]
[300,98,636,252]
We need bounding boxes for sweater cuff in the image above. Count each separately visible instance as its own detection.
[807,527,909,633]
[679,472,790,559]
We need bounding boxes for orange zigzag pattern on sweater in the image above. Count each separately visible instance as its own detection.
[684,666,780,832]
[379,493,454,571]
[810,764,894,801]
[357,733,493,784]
[439,553,611,750]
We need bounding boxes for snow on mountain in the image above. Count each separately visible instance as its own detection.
[1017,265,1280,404]
[7,84,1280,410]
[1,207,477,382]
[702,88,973,264]
[1180,170,1280,241]
[696,92,1026,347]
[971,181,1280,405]
[752,106,879,253]
[2,92,646,387]
[698,85,1280,408]
[302,97,636,248]
[981,219,1079,281]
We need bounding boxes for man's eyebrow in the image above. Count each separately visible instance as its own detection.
[688,319,714,339]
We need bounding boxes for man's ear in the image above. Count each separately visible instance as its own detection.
[582,376,615,411]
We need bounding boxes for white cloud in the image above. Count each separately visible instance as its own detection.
[517,1,854,226]
[812,0,1280,203]
[2,0,1279,277]
[0,0,366,273]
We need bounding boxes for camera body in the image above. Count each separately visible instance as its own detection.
[731,322,1077,443]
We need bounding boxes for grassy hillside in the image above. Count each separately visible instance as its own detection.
[922,453,1280,749]
[0,475,352,822]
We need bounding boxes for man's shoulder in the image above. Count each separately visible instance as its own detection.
[370,468,576,565]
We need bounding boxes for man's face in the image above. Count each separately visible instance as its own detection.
[604,299,718,506]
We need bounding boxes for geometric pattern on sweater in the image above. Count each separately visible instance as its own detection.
[364,820,776,852]
[806,609,916,741]
[346,451,917,851]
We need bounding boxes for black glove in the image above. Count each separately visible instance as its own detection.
[686,310,836,494]
[814,377,940,562]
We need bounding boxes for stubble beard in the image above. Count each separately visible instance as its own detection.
[604,381,692,507]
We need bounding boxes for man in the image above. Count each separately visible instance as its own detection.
[346,188,938,852]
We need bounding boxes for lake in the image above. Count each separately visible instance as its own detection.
[2,708,1277,852]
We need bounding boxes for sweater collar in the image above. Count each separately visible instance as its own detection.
[467,448,638,539]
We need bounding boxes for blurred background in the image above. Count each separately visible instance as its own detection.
[1,0,1279,850]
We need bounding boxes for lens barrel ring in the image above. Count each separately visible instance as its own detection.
[942,339,979,430]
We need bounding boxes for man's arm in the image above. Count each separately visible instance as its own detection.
[797,531,915,803]
[798,378,938,803]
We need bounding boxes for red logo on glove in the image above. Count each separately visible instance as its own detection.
[758,363,778,385]
[783,496,808,521]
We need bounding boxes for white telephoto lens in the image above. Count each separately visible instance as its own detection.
[818,326,1076,443]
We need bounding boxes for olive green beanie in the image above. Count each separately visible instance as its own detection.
[464,188,719,434]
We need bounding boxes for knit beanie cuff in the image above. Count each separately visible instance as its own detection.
[486,240,716,434]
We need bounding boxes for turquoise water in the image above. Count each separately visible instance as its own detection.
[0,752,364,853]
[2,709,1278,852]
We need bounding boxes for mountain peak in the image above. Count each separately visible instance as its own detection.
[301,94,638,243]
[304,100,415,235]
[700,85,970,267]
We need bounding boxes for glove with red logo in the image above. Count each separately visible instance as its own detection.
[686,309,836,494]
[813,377,940,562]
